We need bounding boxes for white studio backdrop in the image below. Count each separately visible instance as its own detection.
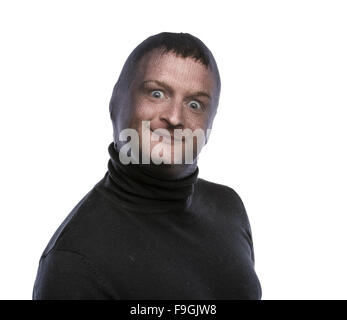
[0,0,346,300]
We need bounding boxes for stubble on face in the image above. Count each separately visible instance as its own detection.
[124,48,217,169]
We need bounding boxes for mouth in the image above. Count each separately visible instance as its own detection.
[150,130,184,143]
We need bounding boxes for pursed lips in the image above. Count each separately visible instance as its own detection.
[150,129,184,143]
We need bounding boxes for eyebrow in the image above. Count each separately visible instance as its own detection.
[142,80,211,100]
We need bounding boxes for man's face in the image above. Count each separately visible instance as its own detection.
[122,48,217,165]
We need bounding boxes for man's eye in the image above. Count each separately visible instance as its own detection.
[188,100,202,110]
[151,90,164,99]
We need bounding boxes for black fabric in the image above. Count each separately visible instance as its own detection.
[32,142,262,300]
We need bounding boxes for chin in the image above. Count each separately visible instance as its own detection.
[138,136,197,165]
[149,141,174,165]
[153,144,197,165]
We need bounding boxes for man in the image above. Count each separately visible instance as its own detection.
[32,32,262,299]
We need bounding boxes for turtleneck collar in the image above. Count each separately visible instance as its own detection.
[101,142,199,213]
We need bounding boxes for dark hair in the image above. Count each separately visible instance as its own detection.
[110,32,221,116]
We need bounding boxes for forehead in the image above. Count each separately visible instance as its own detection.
[134,49,215,94]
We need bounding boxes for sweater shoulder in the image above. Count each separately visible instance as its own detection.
[40,183,107,258]
[195,177,255,254]
[196,177,246,209]
[195,177,251,228]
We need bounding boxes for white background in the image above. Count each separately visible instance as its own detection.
[0,0,346,300]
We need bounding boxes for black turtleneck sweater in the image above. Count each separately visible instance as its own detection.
[32,142,262,300]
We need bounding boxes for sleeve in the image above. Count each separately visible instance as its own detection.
[228,187,256,265]
[32,249,116,300]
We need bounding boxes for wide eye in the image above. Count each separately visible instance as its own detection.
[188,100,202,110]
[151,90,164,99]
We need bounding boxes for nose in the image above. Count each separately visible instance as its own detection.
[159,98,184,128]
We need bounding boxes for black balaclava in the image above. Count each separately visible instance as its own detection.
[108,32,221,180]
